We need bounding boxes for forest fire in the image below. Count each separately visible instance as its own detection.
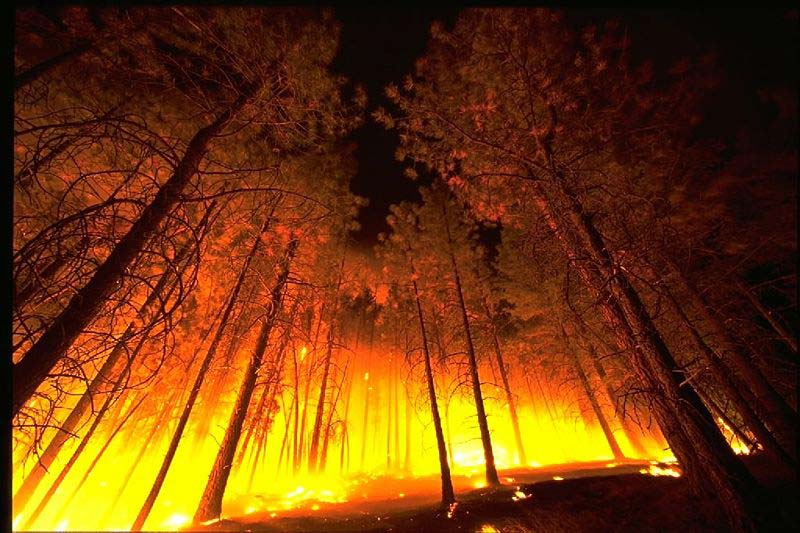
[11,5,797,533]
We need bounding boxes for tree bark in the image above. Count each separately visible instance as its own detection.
[194,237,297,523]
[412,277,456,506]
[131,206,271,531]
[664,259,797,452]
[665,281,796,469]
[534,169,760,530]
[559,322,625,462]
[489,328,526,465]
[308,326,335,472]
[442,206,500,487]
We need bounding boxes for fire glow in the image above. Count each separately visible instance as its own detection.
[12,340,671,531]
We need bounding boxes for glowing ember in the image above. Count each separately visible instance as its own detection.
[553,476,564,481]
[163,513,190,528]
[447,501,459,519]
[511,490,531,502]
[481,525,500,532]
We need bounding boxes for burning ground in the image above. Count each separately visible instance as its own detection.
[194,456,797,532]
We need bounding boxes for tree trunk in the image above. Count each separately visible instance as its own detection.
[21,363,141,530]
[194,238,297,524]
[238,304,296,467]
[308,326,334,472]
[489,329,526,465]
[412,278,456,506]
[441,207,500,487]
[359,323,374,470]
[98,383,183,529]
[696,386,757,452]
[130,206,271,531]
[665,281,796,469]
[50,392,148,526]
[533,168,761,529]
[13,83,262,415]
[584,342,650,458]
[451,263,500,486]
[320,360,347,472]
[559,322,625,462]
[13,202,215,515]
[404,383,412,473]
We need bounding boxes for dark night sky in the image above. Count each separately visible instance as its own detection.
[332,7,459,247]
[332,8,797,248]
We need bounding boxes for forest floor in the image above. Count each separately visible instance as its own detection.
[193,454,797,532]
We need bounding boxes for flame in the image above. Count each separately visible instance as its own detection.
[446,501,459,519]
[640,464,681,478]
[716,417,752,455]
[12,331,671,532]
[162,513,190,528]
[511,489,530,501]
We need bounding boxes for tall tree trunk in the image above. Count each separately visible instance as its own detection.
[13,83,262,415]
[696,385,757,452]
[584,343,650,458]
[668,256,798,429]
[661,257,797,450]
[360,323,374,470]
[441,206,499,486]
[130,206,272,531]
[98,381,184,529]
[292,346,301,474]
[559,322,625,462]
[194,238,297,524]
[11,203,213,517]
[489,329,526,465]
[412,277,456,506]
[403,382,412,474]
[533,163,761,529]
[449,259,500,486]
[21,360,141,530]
[339,377,352,474]
[393,357,400,471]
[321,360,347,472]
[238,304,296,466]
[308,326,334,472]
[664,281,796,469]
[50,392,148,526]
[276,395,294,476]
